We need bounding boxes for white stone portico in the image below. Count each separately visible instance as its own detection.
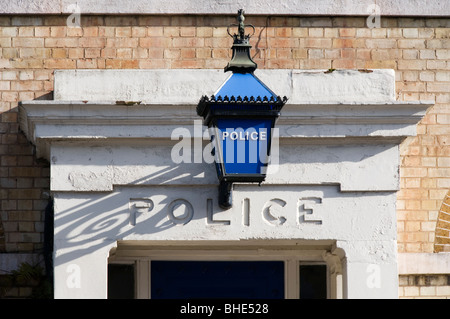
[19,69,432,299]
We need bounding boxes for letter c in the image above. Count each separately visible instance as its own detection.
[262,199,287,226]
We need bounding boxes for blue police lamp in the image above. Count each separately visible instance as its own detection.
[197,9,288,209]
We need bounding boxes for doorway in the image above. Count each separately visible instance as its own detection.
[108,243,335,299]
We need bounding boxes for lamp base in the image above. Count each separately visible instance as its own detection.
[218,180,233,209]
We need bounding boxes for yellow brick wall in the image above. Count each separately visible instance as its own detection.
[0,14,449,265]
[399,275,450,299]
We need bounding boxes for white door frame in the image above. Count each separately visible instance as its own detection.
[108,241,343,299]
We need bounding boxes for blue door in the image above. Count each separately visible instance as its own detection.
[151,261,284,299]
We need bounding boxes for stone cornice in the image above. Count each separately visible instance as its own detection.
[18,69,433,194]
[19,99,432,161]
[398,253,450,275]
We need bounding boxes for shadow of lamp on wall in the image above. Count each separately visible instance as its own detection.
[197,9,288,209]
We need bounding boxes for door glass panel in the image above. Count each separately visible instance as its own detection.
[299,265,327,299]
[151,261,284,299]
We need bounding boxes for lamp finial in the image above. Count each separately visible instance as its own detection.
[224,9,257,73]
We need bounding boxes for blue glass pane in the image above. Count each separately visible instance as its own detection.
[216,118,272,175]
[151,261,284,299]
[215,73,276,99]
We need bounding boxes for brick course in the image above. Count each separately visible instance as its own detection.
[399,274,450,299]
[0,14,449,297]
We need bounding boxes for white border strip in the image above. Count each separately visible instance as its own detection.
[0,0,449,17]
[398,253,450,275]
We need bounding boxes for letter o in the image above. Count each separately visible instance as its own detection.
[230,132,238,140]
[167,199,194,225]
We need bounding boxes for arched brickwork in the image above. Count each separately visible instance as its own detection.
[434,190,450,253]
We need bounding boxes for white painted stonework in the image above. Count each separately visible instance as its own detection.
[20,69,432,299]
[2,0,449,16]
[53,69,397,104]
